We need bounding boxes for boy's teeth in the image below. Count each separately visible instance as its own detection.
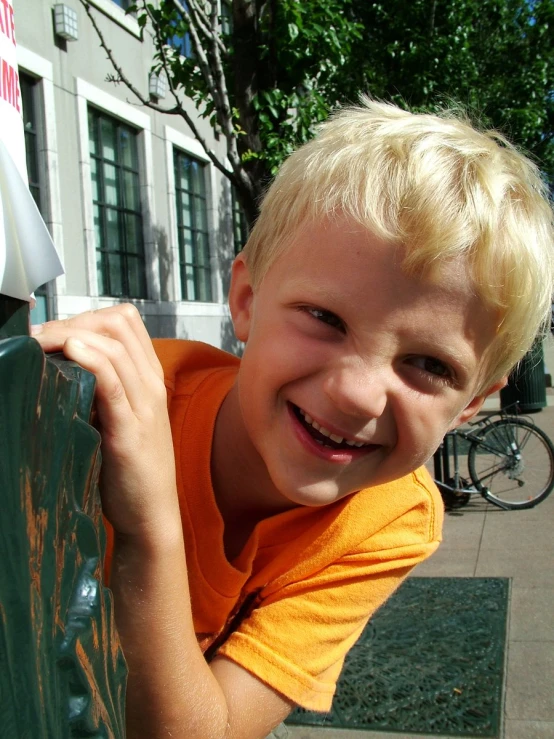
[299,408,365,447]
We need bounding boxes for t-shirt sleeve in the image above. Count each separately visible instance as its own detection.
[217,480,443,712]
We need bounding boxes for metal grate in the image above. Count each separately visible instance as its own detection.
[287,577,509,737]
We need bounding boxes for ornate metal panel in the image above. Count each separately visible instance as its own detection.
[0,296,127,738]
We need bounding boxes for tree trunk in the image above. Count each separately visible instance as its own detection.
[232,0,272,225]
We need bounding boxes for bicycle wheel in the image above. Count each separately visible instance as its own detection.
[468,418,554,509]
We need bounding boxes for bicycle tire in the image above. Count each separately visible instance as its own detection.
[468,418,554,509]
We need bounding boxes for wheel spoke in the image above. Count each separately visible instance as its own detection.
[468,419,554,509]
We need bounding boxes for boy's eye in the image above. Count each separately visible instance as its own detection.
[407,355,453,381]
[306,307,346,333]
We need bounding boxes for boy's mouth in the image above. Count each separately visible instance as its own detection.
[292,404,371,451]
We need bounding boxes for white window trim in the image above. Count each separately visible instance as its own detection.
[55,294,229,315]
[87,0,141,38]
[17,45,67,304]
[165,125,220,304]
[75,79,158,300]
[165,126,211,163]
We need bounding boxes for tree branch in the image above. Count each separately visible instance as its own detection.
[172,0,228,58]
[166,0,252,196]
[79,0,236,184]
[80,0,172,114]
[429,0,437,37]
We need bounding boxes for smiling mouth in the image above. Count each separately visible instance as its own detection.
[292,404,373,451]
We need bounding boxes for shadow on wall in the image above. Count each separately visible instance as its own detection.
[217,181,244,357]
[155,224,173,304]
[220,315,243,358]
[141,190,248,355]
[142,223,182,340]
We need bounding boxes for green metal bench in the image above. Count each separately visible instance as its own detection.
[0,296,127,737]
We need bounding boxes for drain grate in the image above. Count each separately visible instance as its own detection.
[287,577,509,737]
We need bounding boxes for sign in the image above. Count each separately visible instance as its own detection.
[0,0,63,301]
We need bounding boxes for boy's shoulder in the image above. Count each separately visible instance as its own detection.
[347,466,443,548]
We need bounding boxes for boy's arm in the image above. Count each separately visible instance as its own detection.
[112,526,294,739]
[33,305,292,738]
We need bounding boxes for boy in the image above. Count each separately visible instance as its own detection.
[33,99,554,738]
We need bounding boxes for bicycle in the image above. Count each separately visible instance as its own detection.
[433,406,554,510]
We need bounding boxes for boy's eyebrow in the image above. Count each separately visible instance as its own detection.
[285,280,344,305]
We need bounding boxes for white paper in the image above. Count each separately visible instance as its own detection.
[0,139,64,300]
[0,0,64,301]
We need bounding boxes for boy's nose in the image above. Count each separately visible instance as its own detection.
[322,360,388,420]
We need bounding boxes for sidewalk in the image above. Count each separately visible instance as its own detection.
[286,341,554,739]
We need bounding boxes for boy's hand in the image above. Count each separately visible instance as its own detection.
[33,305,294,738]
[32,305,178,539]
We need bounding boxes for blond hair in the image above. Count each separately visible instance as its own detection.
[243,98,554,390]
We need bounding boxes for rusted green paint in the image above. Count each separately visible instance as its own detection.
[0,296,127,737]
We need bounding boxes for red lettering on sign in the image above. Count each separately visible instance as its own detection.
[0,0,15,45]
[9,4,15,44]
[0,56,21,113]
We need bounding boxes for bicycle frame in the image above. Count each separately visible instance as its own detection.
[433,412,520,509]
[433,428,482,500]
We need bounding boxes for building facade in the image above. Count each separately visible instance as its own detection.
[14,0,245,350]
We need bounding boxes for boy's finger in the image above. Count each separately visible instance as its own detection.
[39,328,156,414]
[35,305,163,382]
[62,337,135,430]
[89,304,164,378]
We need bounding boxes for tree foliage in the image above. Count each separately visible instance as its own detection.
[349,0,554,186]
[80,0,362,225]
[81,0,554,225]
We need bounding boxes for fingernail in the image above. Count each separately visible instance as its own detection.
[31,323,43,334]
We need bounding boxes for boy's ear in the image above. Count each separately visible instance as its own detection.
[449,377,508,430]
[228,254,254,343]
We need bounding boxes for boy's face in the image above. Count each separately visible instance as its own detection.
[229,217,504,509]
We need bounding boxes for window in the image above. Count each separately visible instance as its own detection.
[21,72,49,323]
[20,73,41,211]
[168,2,193,58]
[111,0,133,9]
[232,188,248,254]
[221,1,232,36]
[89,108,146,298]
[174,149,212,301]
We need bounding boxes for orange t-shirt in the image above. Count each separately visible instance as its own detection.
[103,340,443,709]
[143,339,444,711]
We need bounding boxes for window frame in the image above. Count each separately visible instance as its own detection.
[173,148,212,302]
[19,71,49,323]
[88,106,147,299]
[87,0,140,36]
[76,78,156,302]
[164,126,217,304]
[167,1,194,59]
[20,72,42,212]
[17,46,67,322]
[231,187,249,254]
